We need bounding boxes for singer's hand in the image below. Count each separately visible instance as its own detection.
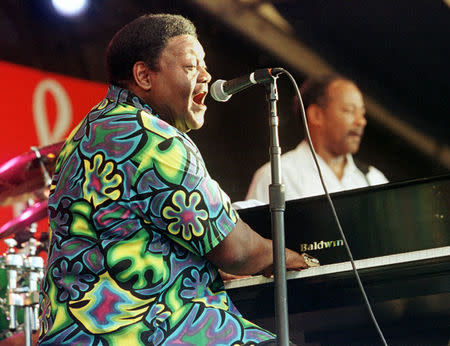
[219,269,251,281]
[260,249,318,278]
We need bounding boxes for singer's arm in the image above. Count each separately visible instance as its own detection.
[206,218,308,276]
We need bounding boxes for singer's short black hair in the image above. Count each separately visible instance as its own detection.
[299,74,354,109]
[106,13,197,86]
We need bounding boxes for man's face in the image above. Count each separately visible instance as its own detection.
[147,34,211,132]
[320,80,367,156]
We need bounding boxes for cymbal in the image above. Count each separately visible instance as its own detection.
[0,142,63,206]
[0,200,48,240]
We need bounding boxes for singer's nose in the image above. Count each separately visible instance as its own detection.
[355,109,367,127]
[198,66,211,84]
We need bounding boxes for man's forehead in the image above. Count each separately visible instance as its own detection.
[164,34,205,57]
[327,80,363,102]
[328,79,356,92]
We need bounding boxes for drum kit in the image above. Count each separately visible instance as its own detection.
[0,142,63,345]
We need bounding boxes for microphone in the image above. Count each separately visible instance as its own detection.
[210,67,283,102]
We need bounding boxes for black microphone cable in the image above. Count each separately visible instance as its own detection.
[279,67,388,346]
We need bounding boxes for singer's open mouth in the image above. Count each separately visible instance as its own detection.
[193,92,207,105]
[348,130,363,138]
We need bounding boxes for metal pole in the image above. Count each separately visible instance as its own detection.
[265,78,289,346]
[24,306,32,346]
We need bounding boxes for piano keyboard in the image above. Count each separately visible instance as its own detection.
[224,245,450,290]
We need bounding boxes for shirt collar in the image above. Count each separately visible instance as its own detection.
[298,140,357,173]
[343,153,360,175]
[106,85,197,145]
[106,84,157,117]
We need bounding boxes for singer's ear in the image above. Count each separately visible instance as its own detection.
[307,104,324,126]
[132,61,152,91]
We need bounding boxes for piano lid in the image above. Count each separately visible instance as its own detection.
[237,174,450,265]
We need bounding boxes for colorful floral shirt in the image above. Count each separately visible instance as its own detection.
[38,85,274,345]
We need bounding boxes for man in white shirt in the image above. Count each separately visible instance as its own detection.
[246,75,388,203]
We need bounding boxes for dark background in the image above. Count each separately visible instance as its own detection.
[0,0,448,201]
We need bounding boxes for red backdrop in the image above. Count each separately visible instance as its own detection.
[0,60,107,254]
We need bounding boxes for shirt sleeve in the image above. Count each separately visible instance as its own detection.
[131,119,238,257]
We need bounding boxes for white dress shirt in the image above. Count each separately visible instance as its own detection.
[246,140,388,204]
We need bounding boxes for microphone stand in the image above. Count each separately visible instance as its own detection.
[265,77,289,346]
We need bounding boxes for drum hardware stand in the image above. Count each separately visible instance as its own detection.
[4,238,22,332]
[24,237,43,346]
[30,146,53,187]
[2,237,43,346]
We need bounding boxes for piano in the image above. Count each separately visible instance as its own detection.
[226,175,450,345]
